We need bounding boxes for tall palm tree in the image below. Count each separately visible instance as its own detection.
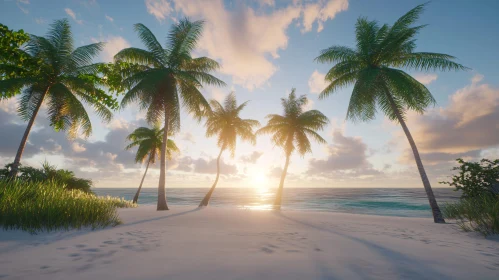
[314,3,468,223]
[258,89,328,209]
[125,125,179,204]
[0,19,112,177]
[199,93,260,206]
[115,19,225,210]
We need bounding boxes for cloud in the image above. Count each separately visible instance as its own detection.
[240,151,263,164]
[165,0,348,90]
[92,35,131,62]
[145,0,173,22]
[34,17,46,24]
[16,0,29,14]
[307,129,381,179]
[414,73,438,85]
[105,15,114,22]
[268,166,282,178]
[65,8,83,25]
[404,74,499,155]
[181,132,196,144]
[72,142,86,153]
[301,0,349,33]
[193,157,237,175]
[308,70,327,94]
[258,0,275,7]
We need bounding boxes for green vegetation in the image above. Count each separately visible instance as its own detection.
[0,19,116,178]
[258,89,328,209]
[126,125,179,203]
[199,93,260,206]
[442,158,499,236]
[0,162,93,193]
[115,19,225,210]
[0,179,135,234]
[440,158,499,198]
[314,3,468,223]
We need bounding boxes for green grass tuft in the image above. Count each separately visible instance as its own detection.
[0,179,136,234]
[443,195,499,236]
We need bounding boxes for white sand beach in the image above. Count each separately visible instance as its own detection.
[1,206,498,280]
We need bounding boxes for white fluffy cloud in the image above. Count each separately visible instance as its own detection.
[105,15,114,22]
[92,36,131,62]
[308,70,327,94]
[414,73,438,85]
[301,0,349,33]
[64,8,83,25]
[145,0,173,22]
[145,0,348,90]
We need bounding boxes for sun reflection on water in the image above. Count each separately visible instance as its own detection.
[238,186,275,211]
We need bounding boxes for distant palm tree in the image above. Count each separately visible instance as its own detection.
[199,93,259,206]
[115,19,225,210]
[315,3,468,223]
[258,89,328,209]
[126,125,179,204]
[0,19,111,177]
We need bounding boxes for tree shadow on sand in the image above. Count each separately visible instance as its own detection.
[274,212,448,279]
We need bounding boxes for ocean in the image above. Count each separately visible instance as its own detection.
[94,187,461,218]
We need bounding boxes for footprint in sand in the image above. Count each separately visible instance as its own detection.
[40,265,50,270]
[261,247,274,254]
[74,244,86,248]
[69,253,80,257]
[82,248,100,253]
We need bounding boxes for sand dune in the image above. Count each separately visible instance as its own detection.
[1,206,498,280]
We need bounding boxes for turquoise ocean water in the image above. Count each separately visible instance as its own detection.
[94,188,460,218]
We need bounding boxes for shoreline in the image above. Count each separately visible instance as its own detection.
[1,206,498,279]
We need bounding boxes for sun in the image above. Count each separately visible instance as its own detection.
[252,173,269,189]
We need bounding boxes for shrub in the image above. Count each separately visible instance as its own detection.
[443,195,499,236]
[440,158,499,199]
[0,179,135,234]
[0,162,94,193]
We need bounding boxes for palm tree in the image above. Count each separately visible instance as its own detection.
[115,19,225,210]
[258,89,328,209]
[125,125,179,204]
[0,19,112,177]
[199,93,260,206]
[314,3,468,223]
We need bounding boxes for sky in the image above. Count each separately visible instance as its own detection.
[1,0,498,189]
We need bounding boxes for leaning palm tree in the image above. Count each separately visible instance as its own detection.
[199,93,260,206]
[0,19,112,177]
[125,125,179,204]
[258,89,328,209]
[115,19,225,210]
[314,3,468,223]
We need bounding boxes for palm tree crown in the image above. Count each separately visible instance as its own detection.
[205,93,260,156]
[0,19,112,177]
[125,125,179,163]
[115,19,225,130]
[315,3,467,122]
[314,3,468,223]
[258,89,328,157]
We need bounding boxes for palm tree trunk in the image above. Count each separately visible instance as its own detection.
[274,153,290,210]
[199,147,224,207]
[133,154,151,204]
[157,111,169,211]
[385,90,445,223]
[9,88,49,178]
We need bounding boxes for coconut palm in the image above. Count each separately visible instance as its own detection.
[199,93,260,206]
[115,19,225,210]
[314,3,468,223]
[125,125,179,204]
[258,89,328,209]
[0,19,112,177]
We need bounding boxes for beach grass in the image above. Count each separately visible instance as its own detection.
[443,195,499,236]
[0,179,136,234]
